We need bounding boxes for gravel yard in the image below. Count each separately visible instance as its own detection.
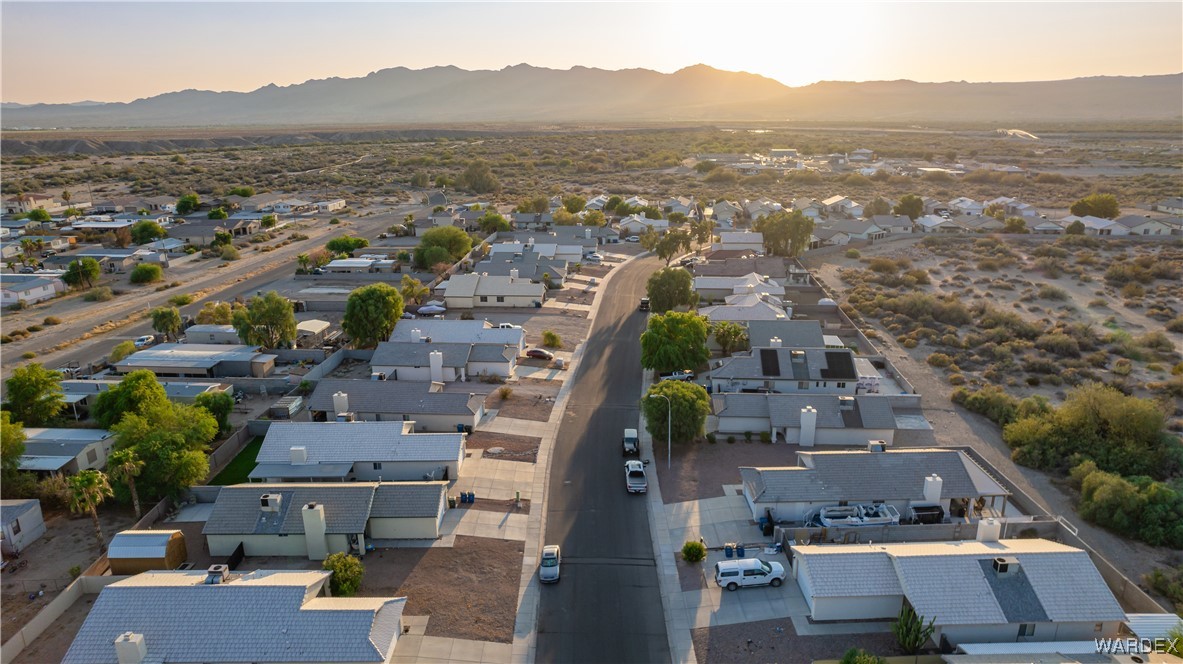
[692,619,907,664]
[465,431,541,463]
[654,438,802,504]
[359,535,523,643]
[486,377,560,422]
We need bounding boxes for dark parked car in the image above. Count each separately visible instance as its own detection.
[526,348,554,360]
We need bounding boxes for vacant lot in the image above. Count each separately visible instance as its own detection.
[654,438,803,505]
[692,619,907,664]
[465,430,541,463]
[485,377,560,422]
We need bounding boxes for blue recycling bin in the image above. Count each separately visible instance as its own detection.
[724,543,734,558]
[736,544,746,557]
[459,492,469,504]
[468,491,476,504]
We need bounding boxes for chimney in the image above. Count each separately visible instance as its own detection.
[411,329,422,343]
[585,228,592,239]
[290,446,308,464]
[977,517,1002,542]
[429,350,444,383]
[114,632,147,664]
[332,391,349,415]
[799,406,817,447]
[510,268,519,281]
[769,336,782,348]
[302,502,328,560]
[923,474,943,504]
[205,564,229,585]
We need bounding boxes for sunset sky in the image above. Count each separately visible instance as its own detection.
[2,1,1181,104]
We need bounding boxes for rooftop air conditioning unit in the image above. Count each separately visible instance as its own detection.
[205,564,229,585]
[838,396,855,411]
[260,494,282,512]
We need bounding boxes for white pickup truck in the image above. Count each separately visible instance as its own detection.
[659,369,695,382]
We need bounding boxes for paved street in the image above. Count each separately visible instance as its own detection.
[536,255,668,663]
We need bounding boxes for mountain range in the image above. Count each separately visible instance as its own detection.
[2,64,1180,128]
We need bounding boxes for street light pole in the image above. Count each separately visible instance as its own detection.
[648,393,672,470]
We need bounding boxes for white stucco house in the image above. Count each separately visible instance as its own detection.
[1111,215,1173,236]
[695,272,785,303]
[439,273,545,309]
[712,231,765,253]
[1,275,66,306]
[618,214,669,235]
[710,347,860,394]
[1,499,47,556]
[713,393,898,445]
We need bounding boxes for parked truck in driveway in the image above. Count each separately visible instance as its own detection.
[659,369,695,382]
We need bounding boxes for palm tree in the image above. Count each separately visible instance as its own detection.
[107,449,145,519]
[296,253,310,272]
[67,470,115,550]
[399,275,429,305]
[61,190,72,206]
[18,238,37,263]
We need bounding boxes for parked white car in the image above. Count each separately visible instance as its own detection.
[133,335,155,349]
[539,544,561,583]
[714,558,786,591]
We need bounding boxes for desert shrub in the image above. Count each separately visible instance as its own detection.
[1037,285,1068,301]
[43,316,61,325]
[706,432,717,444]
[169,294,194,306]
[1035,333,1081,358]
[951,385,1019,425]
[542,330,562,348]
[498,386,513,400]
[1121,282,1145,298]
[26,325,42,332]
[322,553,364,597]
[84,287,114,302]
[947,372,965,384]
[20,351,35,360]
[1112,358,1132,376]
[902,338,918,349]
[1144,566,1183,614]
[844,249,861,259]
[927,352,953,368]
[129,264,163,284]
[221,245,240,261]
[1138,331,1174,353]
[681,540,707,563]
[1072,462,1183,548]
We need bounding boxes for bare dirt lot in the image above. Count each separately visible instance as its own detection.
[465,431,541,464]
[692,619,907,664]
[654,438,801,505]
[359,535,523,643]
[8,592,97,664]
[485,377,560,422]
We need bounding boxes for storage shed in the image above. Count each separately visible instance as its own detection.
[107,530,187,575]
[1,499,47,556]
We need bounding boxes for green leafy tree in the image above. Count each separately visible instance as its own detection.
[689,219,714,247]
[211,230,233,247]
[582,210,607,227]
[129,263,164,284]
[399,275,429,306]
[862,197,891,218]
[410,172,429,188]
[640,312,710,373]
[325,235,369,254]
[517,196,549,214]
[92,370,170,428]
[646,268,696,313]
[108,341,137,363]
[296,253,311,272]
[232,291,297,349]
[4,363,64,426]
[131,220,166,245]
[323,552,365,596]
[150,306,183,342]
[227,186,255,197]
[1070,193,1120,219]
[711,321,748,356]
[67,470,114,549]
[27,208,51,222]
[207,207,229,220]
[639,227,661,252]
[62,257,101,289]
[604,195,623,213]
[1,412,26,484]
[260,214,277,229]
[553,209,578,225]
[195,391,235,435]
[416,225,472,263]
[893,194,924,221]
[1065,219,1086,235]
[562,195,586,213]
[478,211,510,234]
[414,245,452,271]
[892,604,936,655]
[343,283,404,349]
[1003,217,1028,233]
[983,202,1007,220]
[642,381,711,443]
[456,159,501,194]
[107,448,145,519]
[111,402,217,499]
[175,194,201,215]
[755,209,813,257]
[195,301,239,324]
[667,212,687,225]
[655,230,692,266]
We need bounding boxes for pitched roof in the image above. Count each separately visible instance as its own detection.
[741,448,1008,504]
[712,347,857,381]
[746,320,826,348]
[307,380,482,416]
[371,482,447,518]
[1111,214,1165,229]
[254,421,465,466]
[715,393,897,430]
[202,484,376,535]
[371,342,471,368]
[1,499,39,527]
[794,539,1125,626]
[869,214,913,229]
[388,320,524,346]
[107,530,181,559]
[61,570,404,663]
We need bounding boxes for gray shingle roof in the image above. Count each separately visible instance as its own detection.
[254,422,465,466]
[0,499,38,527]
[742,449,1009,504]
[716,394,897,430]
[712,347,856,381]
[746,320,825,348]
[308,380,481,416]
[202,484,376,535]
[388,320,524,346]
[371,342,470,368]
[61,570,404,663]
[371,482,446,518]
[802,550,902,597]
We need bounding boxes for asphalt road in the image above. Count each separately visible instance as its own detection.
[537,255,669,663]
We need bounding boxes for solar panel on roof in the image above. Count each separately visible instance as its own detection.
[760,349,781,376]
[820,351,856,379]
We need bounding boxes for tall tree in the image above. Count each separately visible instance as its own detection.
[107,449,145,519]
[1,412,26,482]
[416,226,472,262]
[62,257,101,289]
[640,312,710,373]
[92,370,170,428]
[639,227,661,252]
[195,391,235,434]
[175,194,200,215]
[646,268,697,313]
[561,195,586,213]
[641,381,711,444]
[1070,193,1120,219]
[785,210,815,258]
[231,291,297,349]
[196,301,238,324]
[112,402,217,499]
[67,470,114,550]
[4,363,64,426]
[150,306,183,342]
[863,197,891,218]
[399,274,430,305]
[655,230,692,266]
[130,220,166,245]
[582,210,607,227]
[517,196,549,214]
[893,194,924,221]
[478,211,510,233]
[711,321,749,356]
[455,159,501,194]
[755,209,813,257]
[343,284,404,348]
[207,207,229,220]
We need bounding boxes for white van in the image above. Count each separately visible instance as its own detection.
[714,557,786,591]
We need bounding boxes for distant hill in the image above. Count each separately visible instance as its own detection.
[2,64,1180,128]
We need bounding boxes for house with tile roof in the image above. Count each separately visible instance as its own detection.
[868,214,915,234]
[745,320,826,349]
[789,538,1125,648]
[694,272,785,302]
[387,319,525,350]
[710,200,744,224]
[712,231,765,253]
[249,421,465,483]
[1111,215,1174,237]
[204,482,449,557]
[710,346,861,395]
[618,214,669,235]
[713,393,899,445]
[739,447,1010,523]
[437,273,545,309]
[1152,197,1183,215]
[699,292,790,322]
[62,569,406,663]
[306,380,485,432]
[370,340,517,381]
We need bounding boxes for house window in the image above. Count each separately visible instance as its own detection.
[836,382,847,389]
[1018,624,1035,637]
[798,381,809,390]
[496,296,505,303]
[87,449,98,464]
[480,296,488,303]
[11,519,20,535]
[372,462,383,470]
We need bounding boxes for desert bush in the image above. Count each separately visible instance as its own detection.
[84,287,114,302]
[129,264,163,284]
[951,385,1019,425]
[221,245,240,261]
[43,316,61,325]
[845,249,861,259]
[169,294,194,306]
[542,330,562,348]
[1037,285,1068,301]
[20,351,35,360]
[1121,282,1145,298]
[681,540,707,563]
[498,386,513,400]
[927,352,953,368]
[1035,333,1081,358]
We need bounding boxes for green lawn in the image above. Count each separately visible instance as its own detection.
[209,437,263,486]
